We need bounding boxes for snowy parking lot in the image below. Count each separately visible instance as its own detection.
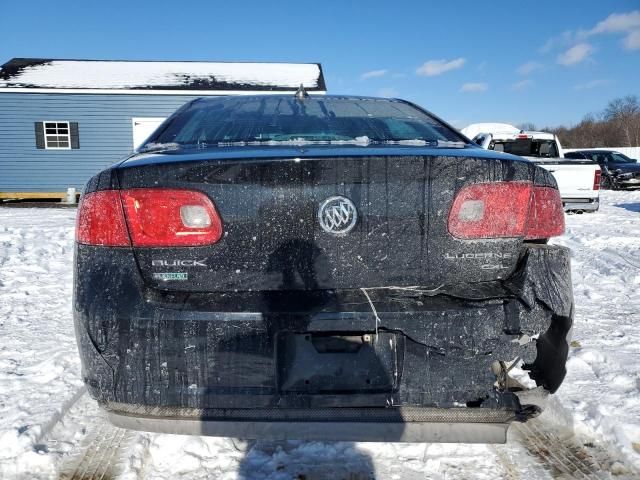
[0,191,639,479]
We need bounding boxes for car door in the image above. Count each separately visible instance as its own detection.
[608,152,628,169]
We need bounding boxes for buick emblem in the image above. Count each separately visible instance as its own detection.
[318,196,358,235]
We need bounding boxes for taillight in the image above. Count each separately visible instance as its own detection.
[76,191,131,246]
[76,188,223,247]
[448,182,532,239]
[448,182,564,240]
[593,169,601,191]
[120,189,223,247]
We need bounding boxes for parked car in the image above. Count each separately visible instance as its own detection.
[463,124,601,213]
[565,150,640,190]
[74,94,573,444]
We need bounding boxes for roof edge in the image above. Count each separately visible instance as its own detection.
[0,88,327,96]
[1,57,323,68]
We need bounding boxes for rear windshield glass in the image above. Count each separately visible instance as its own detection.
[491,139,558,158]
[145,96,465,148]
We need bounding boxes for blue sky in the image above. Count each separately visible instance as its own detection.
[1,0,639,128]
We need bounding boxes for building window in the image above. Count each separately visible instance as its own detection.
[44,122,70,149]
[35,121,80,150]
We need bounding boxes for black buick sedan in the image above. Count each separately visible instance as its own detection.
[74,94,573,443]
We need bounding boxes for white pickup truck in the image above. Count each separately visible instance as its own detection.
[462,123,601,212]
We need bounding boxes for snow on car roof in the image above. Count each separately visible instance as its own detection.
[461,123,520,139]
[462,123,556,141]
[0,58,326,93]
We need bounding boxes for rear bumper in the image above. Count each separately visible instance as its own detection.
[562,197,599,212]
[107,406,513,443]
[74,243,573,440]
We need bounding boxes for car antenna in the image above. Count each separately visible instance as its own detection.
[295,84,309,101]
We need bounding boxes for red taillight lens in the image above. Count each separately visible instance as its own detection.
[524,186,565,239]
[120,188,223,247]
[448,182,564,240]
[593,169,601,191]
[76,191,131,246]
[448,182,533,239]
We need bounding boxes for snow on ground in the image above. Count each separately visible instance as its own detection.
[551,193,640,468]
[0,209,83,477]
[0,191,639,479]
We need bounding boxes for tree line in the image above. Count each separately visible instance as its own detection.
[519,95,640,148]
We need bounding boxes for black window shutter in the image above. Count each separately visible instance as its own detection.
[70,122,80,149]
[34,122,45,149]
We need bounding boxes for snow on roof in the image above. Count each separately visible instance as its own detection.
[0,58,326,93]
[461,123,520,139]
[462,123,557,142]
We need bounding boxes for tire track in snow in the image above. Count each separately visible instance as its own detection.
[36,389,141,480]
[600,247,640,270]
[560,236,638,282]
[34,386,87,446]
[503,401,640,480]
[512,420,606,479]
[490,444,522,480]
[57,419,135,480]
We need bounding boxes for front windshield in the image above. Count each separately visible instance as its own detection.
[490,139,558,158]
[611,152,636,163]
[144,96,466,149]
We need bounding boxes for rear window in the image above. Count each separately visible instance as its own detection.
[491,139,558,158]
[145,96,465,148]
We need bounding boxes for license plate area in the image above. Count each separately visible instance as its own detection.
[276,332,403,393]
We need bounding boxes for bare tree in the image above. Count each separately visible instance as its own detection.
[604,95,640,119]
[544,95,640,148]
[603,95,640,146]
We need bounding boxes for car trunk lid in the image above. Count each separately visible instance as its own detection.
[116,151,539,292]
